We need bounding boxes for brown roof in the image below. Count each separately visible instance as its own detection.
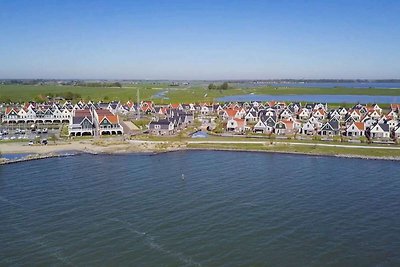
[354,122,365,131]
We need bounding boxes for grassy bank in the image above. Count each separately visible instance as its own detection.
[186,142,400,158]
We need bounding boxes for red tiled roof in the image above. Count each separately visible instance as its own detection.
[75,110,92,117]
[354,122,365,131]
[170,103,180,108]
[5,107,18,114]
[99,114,119,124]
[233,118,245,127]
[225,109,238,117]
[281,120,294,129]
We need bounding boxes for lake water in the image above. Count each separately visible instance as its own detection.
[232,82,400,89]
[1,151,399,266]
[217,94,400,104]
[0,153,31,160]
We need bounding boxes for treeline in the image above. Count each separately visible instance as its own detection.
[208,82,229,90]
[46,92,81,100]
[0,91,82,104]
[77,82,122,88]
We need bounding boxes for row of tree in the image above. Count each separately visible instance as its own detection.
[78,82,122,88]
[208,82,229,90]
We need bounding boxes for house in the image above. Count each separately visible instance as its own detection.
[349,109,362,121]
[308,116,323,129]
[149,119,174,135]
[387,110,398,120]
[312,109,326,120]
[394,124,400,138]
[368,110,381,120]
[387,119,398,130]
[244,111,258,122]
[253,120,267,133]
[287,102,301,114]
[301,121,315,135]
[320,120,340,136]
[140,101,155,114]
[390,104,400,112]
[361,115,376,128]
[93,109,123,135]
[370,123,390,139]
[372,104,382,114]
[200,104,212,115]
[69,110,94,136]
[169,103,183,110]
[297,108,310,121]
[222,109,241,120]
[279,109,293,120]
[346,122,365,137]
[329,109,342,121]
[338,107,348,117]
[226,118,246,133]
[275,120,294,135]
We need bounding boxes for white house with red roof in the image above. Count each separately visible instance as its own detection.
[93,109,123,135]
[346,122,365,137]
[226,118,246,133]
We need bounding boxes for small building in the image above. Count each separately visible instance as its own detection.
[149,119,174,135]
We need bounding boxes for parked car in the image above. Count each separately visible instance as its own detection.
[28,140,34,145]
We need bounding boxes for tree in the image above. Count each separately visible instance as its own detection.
[208,83,217,90]
[49,133,57,144]
[220,82,229,90]
[63,92,74,100]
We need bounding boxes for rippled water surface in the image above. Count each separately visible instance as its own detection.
[1,151,399,266]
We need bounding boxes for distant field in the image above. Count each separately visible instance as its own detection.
[0,84,164,103]
[1,84,400,104]
[163,86,400,103]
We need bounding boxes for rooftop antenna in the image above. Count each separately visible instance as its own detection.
[137,88,140,120]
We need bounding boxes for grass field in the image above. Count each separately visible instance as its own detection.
[1,84,400,104]
[0,84,165,103]
[163,86,400,103]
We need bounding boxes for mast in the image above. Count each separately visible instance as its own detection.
[137,88,140,120]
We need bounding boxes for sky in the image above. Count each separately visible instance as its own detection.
[0,0,400,80]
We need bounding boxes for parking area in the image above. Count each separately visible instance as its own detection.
[0,123,61,142]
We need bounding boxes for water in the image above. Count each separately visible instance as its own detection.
[231,82,400,89]
[0,153,31,160]
[217,94,400,104]
[191,131,209,138]
[153,90,169,100]
[1,151,399,266]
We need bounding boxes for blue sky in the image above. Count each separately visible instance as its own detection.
[0,0,399,79]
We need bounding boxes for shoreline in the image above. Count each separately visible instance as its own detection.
[1,140,400,164]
